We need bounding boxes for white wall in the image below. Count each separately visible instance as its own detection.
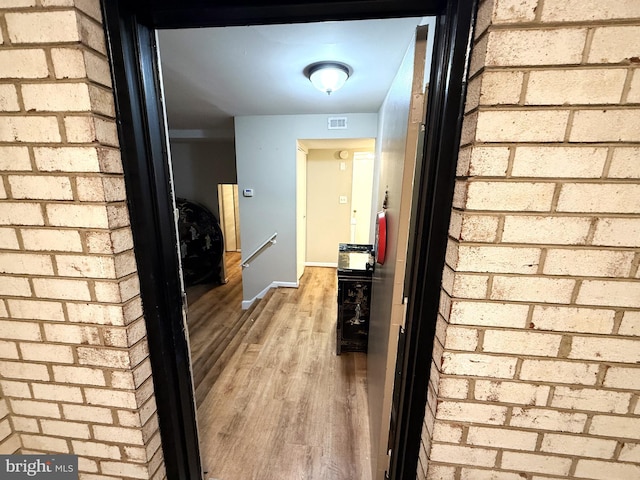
[169,139,237,217]
[234,113,378,304]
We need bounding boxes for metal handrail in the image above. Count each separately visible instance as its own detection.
[241,232,277,268]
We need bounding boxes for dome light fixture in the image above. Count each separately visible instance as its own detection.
[305,61,351,95]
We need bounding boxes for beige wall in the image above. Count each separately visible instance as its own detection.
[350,152,375,244]
[419,1,640,479]
[0,2,165,479]
[305,148,354,265]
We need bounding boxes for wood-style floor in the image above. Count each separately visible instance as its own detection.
[186,255,372,480]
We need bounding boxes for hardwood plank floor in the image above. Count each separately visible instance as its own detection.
[186,261,372,480]
[187,252,272,406]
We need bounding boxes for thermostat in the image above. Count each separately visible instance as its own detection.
[243,188,254,197]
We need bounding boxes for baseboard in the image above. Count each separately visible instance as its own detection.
[305,262,338,268]
[241,280,299,309]
[241,283,271,310]
[272,281,299,288]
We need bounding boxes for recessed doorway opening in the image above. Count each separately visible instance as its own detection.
[102,1,476,478]
[156,16,432,480]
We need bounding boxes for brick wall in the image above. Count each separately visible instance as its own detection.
[419,0,640,479]
[1,394,20,453]
[0,2,165,479]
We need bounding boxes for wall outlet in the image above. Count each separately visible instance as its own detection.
[339,195,348,204]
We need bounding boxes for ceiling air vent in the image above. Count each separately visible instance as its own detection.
[328,116,347,129]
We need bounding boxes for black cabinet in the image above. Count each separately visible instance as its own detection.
[336,244,374,355]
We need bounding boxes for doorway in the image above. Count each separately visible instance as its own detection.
[218,183,241,282]
[158,17,415,477]
[101,1,476,479]
[218,184,241,254]
[301,139,376,268]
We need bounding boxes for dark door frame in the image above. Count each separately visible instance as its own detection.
[391,2,476,478]
[100,1,476,479]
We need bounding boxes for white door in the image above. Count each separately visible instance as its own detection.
[296,144,307,280]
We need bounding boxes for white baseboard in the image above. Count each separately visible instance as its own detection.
[272,281,299,288]
[241,283,271,310]
[241,280,299,310]
[305,262,338,268]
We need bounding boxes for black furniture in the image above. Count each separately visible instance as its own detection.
[176,198,224,286]
[336,243,374,354]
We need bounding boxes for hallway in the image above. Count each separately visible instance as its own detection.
[187,263,372,480]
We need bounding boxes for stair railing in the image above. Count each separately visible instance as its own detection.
[241,232,277,268]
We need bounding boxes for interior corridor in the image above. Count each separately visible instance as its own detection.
[186,261,372,480]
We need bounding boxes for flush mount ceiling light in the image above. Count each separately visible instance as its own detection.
[305,62,351,95]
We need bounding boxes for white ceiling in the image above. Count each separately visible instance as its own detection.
[157,17,428,138]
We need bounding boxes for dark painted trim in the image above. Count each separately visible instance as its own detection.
[101,3,202,479]
[140,0,443,29]
[100,0,473,478]
[390,1,477,479]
